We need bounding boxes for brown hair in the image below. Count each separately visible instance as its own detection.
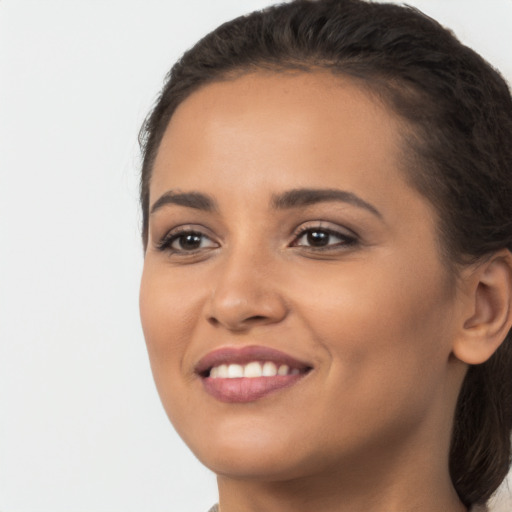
[139,0,512,506]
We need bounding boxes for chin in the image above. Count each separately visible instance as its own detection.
[180,421,317,481]
[199,449,315,482]
[189,426,351,484]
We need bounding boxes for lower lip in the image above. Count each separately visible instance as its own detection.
[202,374,306,403]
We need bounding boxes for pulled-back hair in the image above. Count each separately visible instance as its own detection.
[139,0,512,506]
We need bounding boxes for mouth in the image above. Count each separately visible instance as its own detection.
[195,345,313,403]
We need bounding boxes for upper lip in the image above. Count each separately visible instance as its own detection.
[194,345,313,376]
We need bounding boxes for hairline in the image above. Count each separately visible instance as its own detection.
[141,63,462,279]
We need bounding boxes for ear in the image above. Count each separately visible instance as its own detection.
[452,250,512,365]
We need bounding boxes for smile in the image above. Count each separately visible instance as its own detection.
[209,361,302,378]
[195,346,312,403]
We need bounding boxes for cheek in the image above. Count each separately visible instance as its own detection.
[287,265,455,454]
[291,254,455,403]
[300,254,448,322]
[139,262,211,435]
[139,263,201,390]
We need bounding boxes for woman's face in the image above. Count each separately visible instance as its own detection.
[140,71,463,480]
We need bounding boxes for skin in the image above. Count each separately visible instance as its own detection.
[139,71,473,512]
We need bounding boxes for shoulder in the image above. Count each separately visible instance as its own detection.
[208,505,489,512]
[207,504,489,512]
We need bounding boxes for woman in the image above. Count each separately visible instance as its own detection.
[138,1,512,510]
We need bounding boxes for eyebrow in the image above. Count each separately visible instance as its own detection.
[271,188,382,217]
[150,187,381,218]
[150,191,218,214]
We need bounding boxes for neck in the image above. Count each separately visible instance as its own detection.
[216,422,467,512]
[217,464,466,512]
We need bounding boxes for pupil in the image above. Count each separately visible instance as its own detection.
[307,230,329,246]
[180,233,201,249]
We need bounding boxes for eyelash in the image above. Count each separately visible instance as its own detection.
[156,224,359,255]
[156,226,217,254]
[291,224,358,251]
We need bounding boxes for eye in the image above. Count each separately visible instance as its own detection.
[292,225,357,250]
[157,228,218,253]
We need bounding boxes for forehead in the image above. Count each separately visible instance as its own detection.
[150,71,407,205]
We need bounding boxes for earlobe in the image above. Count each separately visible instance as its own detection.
[453,250,512,365]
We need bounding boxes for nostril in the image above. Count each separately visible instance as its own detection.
[247,315,267,322]
[205,292,288,331]
[207,313,273,331]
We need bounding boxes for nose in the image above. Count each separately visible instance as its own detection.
[205,249,288,332]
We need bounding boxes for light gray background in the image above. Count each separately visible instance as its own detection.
[1,1,511,511]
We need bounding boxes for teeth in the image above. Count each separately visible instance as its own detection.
[209,361,301,379]
[262,361,277,377]
[244,361,263,378]
[278,364,290,376]
[227,364,244,378]
[217,364,228,378]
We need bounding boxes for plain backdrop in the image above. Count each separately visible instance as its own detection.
[1,1,511,511]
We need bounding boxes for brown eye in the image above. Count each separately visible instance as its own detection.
[157,229,219,253]
[305,230,330,247]
[293,227,357,250]
[173,233,204,250]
